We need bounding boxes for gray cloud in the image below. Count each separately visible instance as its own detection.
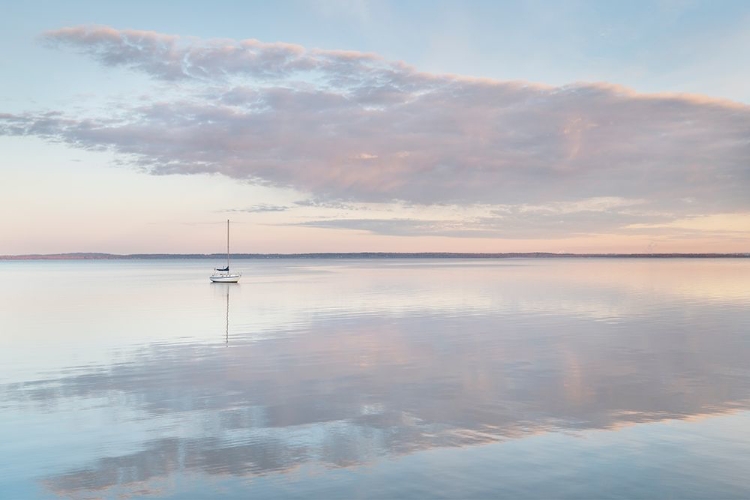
[295,218,452,237]
[3,26,750,222]
[293,207,676,239]
[40,25,390,82]
[226,204,290,213]
[293,199,361,210]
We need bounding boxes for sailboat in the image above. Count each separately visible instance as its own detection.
[210,219,241,283]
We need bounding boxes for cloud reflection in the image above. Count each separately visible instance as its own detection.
[4,289,750,497]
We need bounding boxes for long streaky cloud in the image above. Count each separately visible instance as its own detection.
[226,204,290,213]
[3,25,750,220]
[41,25,390,82]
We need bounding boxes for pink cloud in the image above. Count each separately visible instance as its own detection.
[1,25,748,236]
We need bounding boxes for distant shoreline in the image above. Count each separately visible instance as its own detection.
[1,252,749,260]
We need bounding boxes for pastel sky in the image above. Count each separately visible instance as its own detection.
[1,0,749,254]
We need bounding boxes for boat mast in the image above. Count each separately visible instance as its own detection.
[226,219,230,270]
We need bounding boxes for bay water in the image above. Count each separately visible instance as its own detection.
[1,258,749,499]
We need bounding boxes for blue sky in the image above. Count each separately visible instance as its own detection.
[4,1,750,102]
[1,1,749,254]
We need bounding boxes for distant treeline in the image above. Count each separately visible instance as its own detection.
[2,252,749,260]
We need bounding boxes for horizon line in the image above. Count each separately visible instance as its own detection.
[2,252,749,260]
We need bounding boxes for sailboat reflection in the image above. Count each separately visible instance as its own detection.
[213,284,232,345]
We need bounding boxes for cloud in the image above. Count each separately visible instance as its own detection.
[623,212,750,241]
[40,25,387,82]
[516,196,647,215]
[226,204,290,213]
[3,25,750,226]
[293,206,675,239]
[293,199,362,210]
[295,218,456,237]
[626,213,750,232]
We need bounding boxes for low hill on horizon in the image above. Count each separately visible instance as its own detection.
[2,252,749,260]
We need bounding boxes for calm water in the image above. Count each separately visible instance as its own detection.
[1,258,750,499]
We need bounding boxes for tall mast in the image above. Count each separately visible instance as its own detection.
[227,219,230,269]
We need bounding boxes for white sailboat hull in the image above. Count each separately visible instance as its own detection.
[210,273,241,283]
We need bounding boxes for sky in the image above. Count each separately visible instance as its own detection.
[1,0,749,254]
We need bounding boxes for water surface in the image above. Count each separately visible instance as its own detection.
[1,258,750,498]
